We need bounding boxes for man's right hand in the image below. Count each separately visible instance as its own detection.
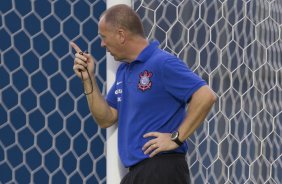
[70,42,95,81]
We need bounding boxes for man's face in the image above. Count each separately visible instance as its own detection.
[98,18,125,61]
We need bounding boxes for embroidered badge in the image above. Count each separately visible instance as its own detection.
[138,70,153,91]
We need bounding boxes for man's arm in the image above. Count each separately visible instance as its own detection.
[177,85,217,142]
[71,42,118,128]
[143,85,216,157]
[83,75,118,128]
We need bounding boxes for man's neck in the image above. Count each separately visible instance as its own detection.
[125,37,149,63]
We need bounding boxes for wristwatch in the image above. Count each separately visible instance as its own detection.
[171,131,183,146]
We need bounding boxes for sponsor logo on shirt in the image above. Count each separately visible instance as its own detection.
[115,88,122,102]
[138,70,153,92]
[115,89,122,95]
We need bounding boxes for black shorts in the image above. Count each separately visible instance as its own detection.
[120,153,191,184]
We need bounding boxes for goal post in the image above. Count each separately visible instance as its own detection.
[106,1,131,184]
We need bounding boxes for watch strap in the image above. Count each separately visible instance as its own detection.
[173,137,183,146]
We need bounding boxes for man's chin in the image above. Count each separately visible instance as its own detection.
[113,55,121,61]
[109,53,123,61]
[114,57,122,61]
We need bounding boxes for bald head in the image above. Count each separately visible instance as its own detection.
[101,4,145,38]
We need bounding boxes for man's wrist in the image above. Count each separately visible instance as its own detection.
[171,131,184,146]
[83,76,94,95]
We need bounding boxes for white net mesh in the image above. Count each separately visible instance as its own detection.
[0,0,107,183]
[133,0,282,183]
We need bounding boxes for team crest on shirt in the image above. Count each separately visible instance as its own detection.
[138,70,153,91]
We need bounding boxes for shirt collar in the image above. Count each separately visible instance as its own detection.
[134,40,159,63]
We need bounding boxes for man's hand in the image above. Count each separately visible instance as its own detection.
[142,132,179,158]
[70,42,95,81]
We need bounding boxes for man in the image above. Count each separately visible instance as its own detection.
[71,4,216,184]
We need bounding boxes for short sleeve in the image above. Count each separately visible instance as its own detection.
[162,58,207,102]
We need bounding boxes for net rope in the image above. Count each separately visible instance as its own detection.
[133,0,282,183]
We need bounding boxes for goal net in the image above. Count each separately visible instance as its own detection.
[133,0,282,183]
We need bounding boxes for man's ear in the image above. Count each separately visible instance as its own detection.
[117,29,126,44]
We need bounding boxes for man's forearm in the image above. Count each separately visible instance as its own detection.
[83,76,117,128]
[178,85,217,142]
